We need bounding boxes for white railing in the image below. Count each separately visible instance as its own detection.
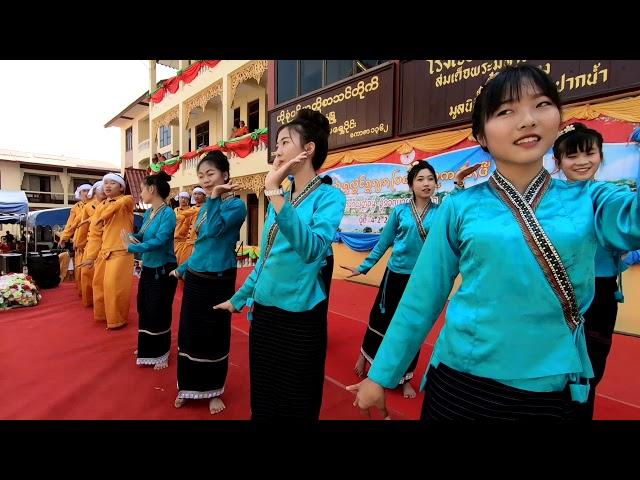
[198,63,214,79]
[24,191,67,204]
[138,139,150,152]
[185,158,199,171]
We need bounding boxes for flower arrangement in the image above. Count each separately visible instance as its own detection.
[0,273,41,310]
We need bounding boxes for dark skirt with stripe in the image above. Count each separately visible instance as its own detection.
[420,363,578,421]
[361,268,418,384]
[578,275,619,420]
[319,254,334,317]
[177,267,237,399]
[249,301,327,420]
[136,262,178,366]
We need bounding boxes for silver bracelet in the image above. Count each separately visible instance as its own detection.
[264,188,284,197]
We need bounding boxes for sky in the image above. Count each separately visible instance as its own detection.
[0,60,175,167]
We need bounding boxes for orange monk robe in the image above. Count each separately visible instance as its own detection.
[60,201,85,289]
[58,251,70,283]
[175,204,202,266]
[233,126,249,137]
[97,194,134,329]
[85,200,107,321]
[174,206,198,261]
[76,199,99,307]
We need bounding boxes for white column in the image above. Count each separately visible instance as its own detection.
[257,192,265,247]
[149,60,157,160]
[60,169,69,206]
[222,74,232,146]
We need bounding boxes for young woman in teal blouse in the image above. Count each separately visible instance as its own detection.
[553,122,628,419]
[215,109,346,420]
[341,160,440,399]
[171,151,245,415]
[348,65,640,421]
[121,171,177,370]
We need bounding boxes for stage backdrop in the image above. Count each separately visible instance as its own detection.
[327,118,639,243]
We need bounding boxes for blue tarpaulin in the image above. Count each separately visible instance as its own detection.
[0,190,28,214]
[334,232,380,252]
[27,207,71,228]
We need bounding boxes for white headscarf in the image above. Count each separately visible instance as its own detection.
[102,172,126,190]
[174,191,191,202]
[74,184,92,200]
[191,187,206,205]
[87,181,104,199]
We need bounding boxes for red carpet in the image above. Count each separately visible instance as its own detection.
[1,268,639,420]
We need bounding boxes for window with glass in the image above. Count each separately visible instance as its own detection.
[125,127,133,151]
[247,99,260,133]
[195,122,209,148]
[276,60,388,104]
[159,125,171,148]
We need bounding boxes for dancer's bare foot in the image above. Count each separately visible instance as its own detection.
[354,353,366,378]
[107,323,127,330]
[402,381,416,399]
[209,397,226,415]
[154,360,168,370]
[174,396,187,408]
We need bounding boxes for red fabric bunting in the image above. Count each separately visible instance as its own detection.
[164,76,181,94]
[150,88,166,104]
[200,145,222,153]
[181,151,200,160]
[180,62,204,84]
[224,137,255,158]
[162,163,181,176]
[150,60,220,104]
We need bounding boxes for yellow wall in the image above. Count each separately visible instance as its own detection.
[116,60,269,188]
[232,81,267,130]
[0,160,22,190]
[116,109,153,172]
[160,63,269,196]
[114,60,270,247]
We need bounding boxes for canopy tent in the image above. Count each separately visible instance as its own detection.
[0,190,28,215]
[27,208,71,228]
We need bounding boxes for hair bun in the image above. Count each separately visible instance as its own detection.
[156,171,172,182]
[295,109,330,136]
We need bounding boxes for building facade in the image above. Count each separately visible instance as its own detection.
[0,149,116,211]
[107,60,269,247]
